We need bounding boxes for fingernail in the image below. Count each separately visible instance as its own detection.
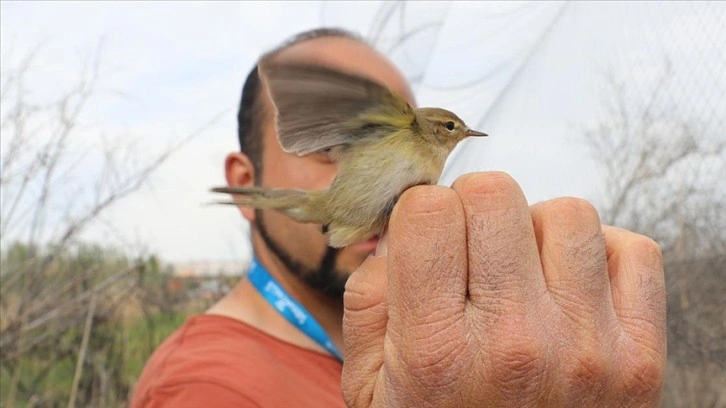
[375,232,389,256]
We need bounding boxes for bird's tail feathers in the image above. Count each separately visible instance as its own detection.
[210,186,316,222]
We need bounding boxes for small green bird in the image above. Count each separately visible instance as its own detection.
[211,60,487,248]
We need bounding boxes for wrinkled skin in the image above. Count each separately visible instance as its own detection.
[342,172,666,408]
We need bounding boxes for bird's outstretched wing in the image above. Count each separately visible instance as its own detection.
[259,60,414,155]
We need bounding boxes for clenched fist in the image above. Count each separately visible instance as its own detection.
[342,172,666,407]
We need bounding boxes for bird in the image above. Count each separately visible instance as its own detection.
[211,60,487,248]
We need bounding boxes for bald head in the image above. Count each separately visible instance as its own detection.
[267,36,415,105]
[236,28,415,182]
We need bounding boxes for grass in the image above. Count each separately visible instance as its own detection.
[1,309,192,408]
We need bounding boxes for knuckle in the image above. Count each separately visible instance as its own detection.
[395,185,459,221]
[569,349,609,388]
[453,171,522,203]
[620,350,665,402]
[341,367,372,408]
[403,334,469,391]
[489,337,547,393]
[342,299,387,338]
[543,198,607,288]
[538,198,605,271]
[630,235,664,268]
[343,259,384,313]
[343,275,366,307]
[548,197,601,226]
[622,235,666,318]
[392,186,465,250]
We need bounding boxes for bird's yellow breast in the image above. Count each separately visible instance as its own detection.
[323,129,450,228]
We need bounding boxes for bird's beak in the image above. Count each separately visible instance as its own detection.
[465,129,488,137]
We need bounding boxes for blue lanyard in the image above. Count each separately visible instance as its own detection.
[247,258,344,361]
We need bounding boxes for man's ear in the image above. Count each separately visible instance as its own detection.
[225,152,256,222]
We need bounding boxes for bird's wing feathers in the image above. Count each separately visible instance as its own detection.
[259,60,415,155]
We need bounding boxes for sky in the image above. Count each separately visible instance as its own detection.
[1,1,724,264]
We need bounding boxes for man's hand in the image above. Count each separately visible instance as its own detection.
[342,172,666,407]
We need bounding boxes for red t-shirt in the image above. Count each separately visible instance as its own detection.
[131,314,345,408]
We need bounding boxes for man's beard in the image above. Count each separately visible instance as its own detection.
[254,209,347,300]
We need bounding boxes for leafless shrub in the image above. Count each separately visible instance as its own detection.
[582,63,726,407]
[0,43,223,407]
[584,64,726,256]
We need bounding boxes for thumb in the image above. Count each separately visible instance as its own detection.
[342,249,388,407]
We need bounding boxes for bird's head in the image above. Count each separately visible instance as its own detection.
[416,108,487,149]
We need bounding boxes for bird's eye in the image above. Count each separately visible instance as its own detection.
[445,121,456,131]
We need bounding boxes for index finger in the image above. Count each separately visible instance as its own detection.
[386,185,469,379]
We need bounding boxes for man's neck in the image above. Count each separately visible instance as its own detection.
[207,243,344,359]
[257,245,344,351]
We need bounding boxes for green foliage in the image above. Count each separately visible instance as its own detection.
[0,241,207,407]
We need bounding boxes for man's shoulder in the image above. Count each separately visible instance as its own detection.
[131,314,293,407]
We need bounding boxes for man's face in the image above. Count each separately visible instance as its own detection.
[254,37,415,297]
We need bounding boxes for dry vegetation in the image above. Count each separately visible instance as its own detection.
[0,46,224,407]
[583,67,726,408]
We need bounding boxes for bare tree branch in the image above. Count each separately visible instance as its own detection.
[581,59,726,407]
[0,41,228,406]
